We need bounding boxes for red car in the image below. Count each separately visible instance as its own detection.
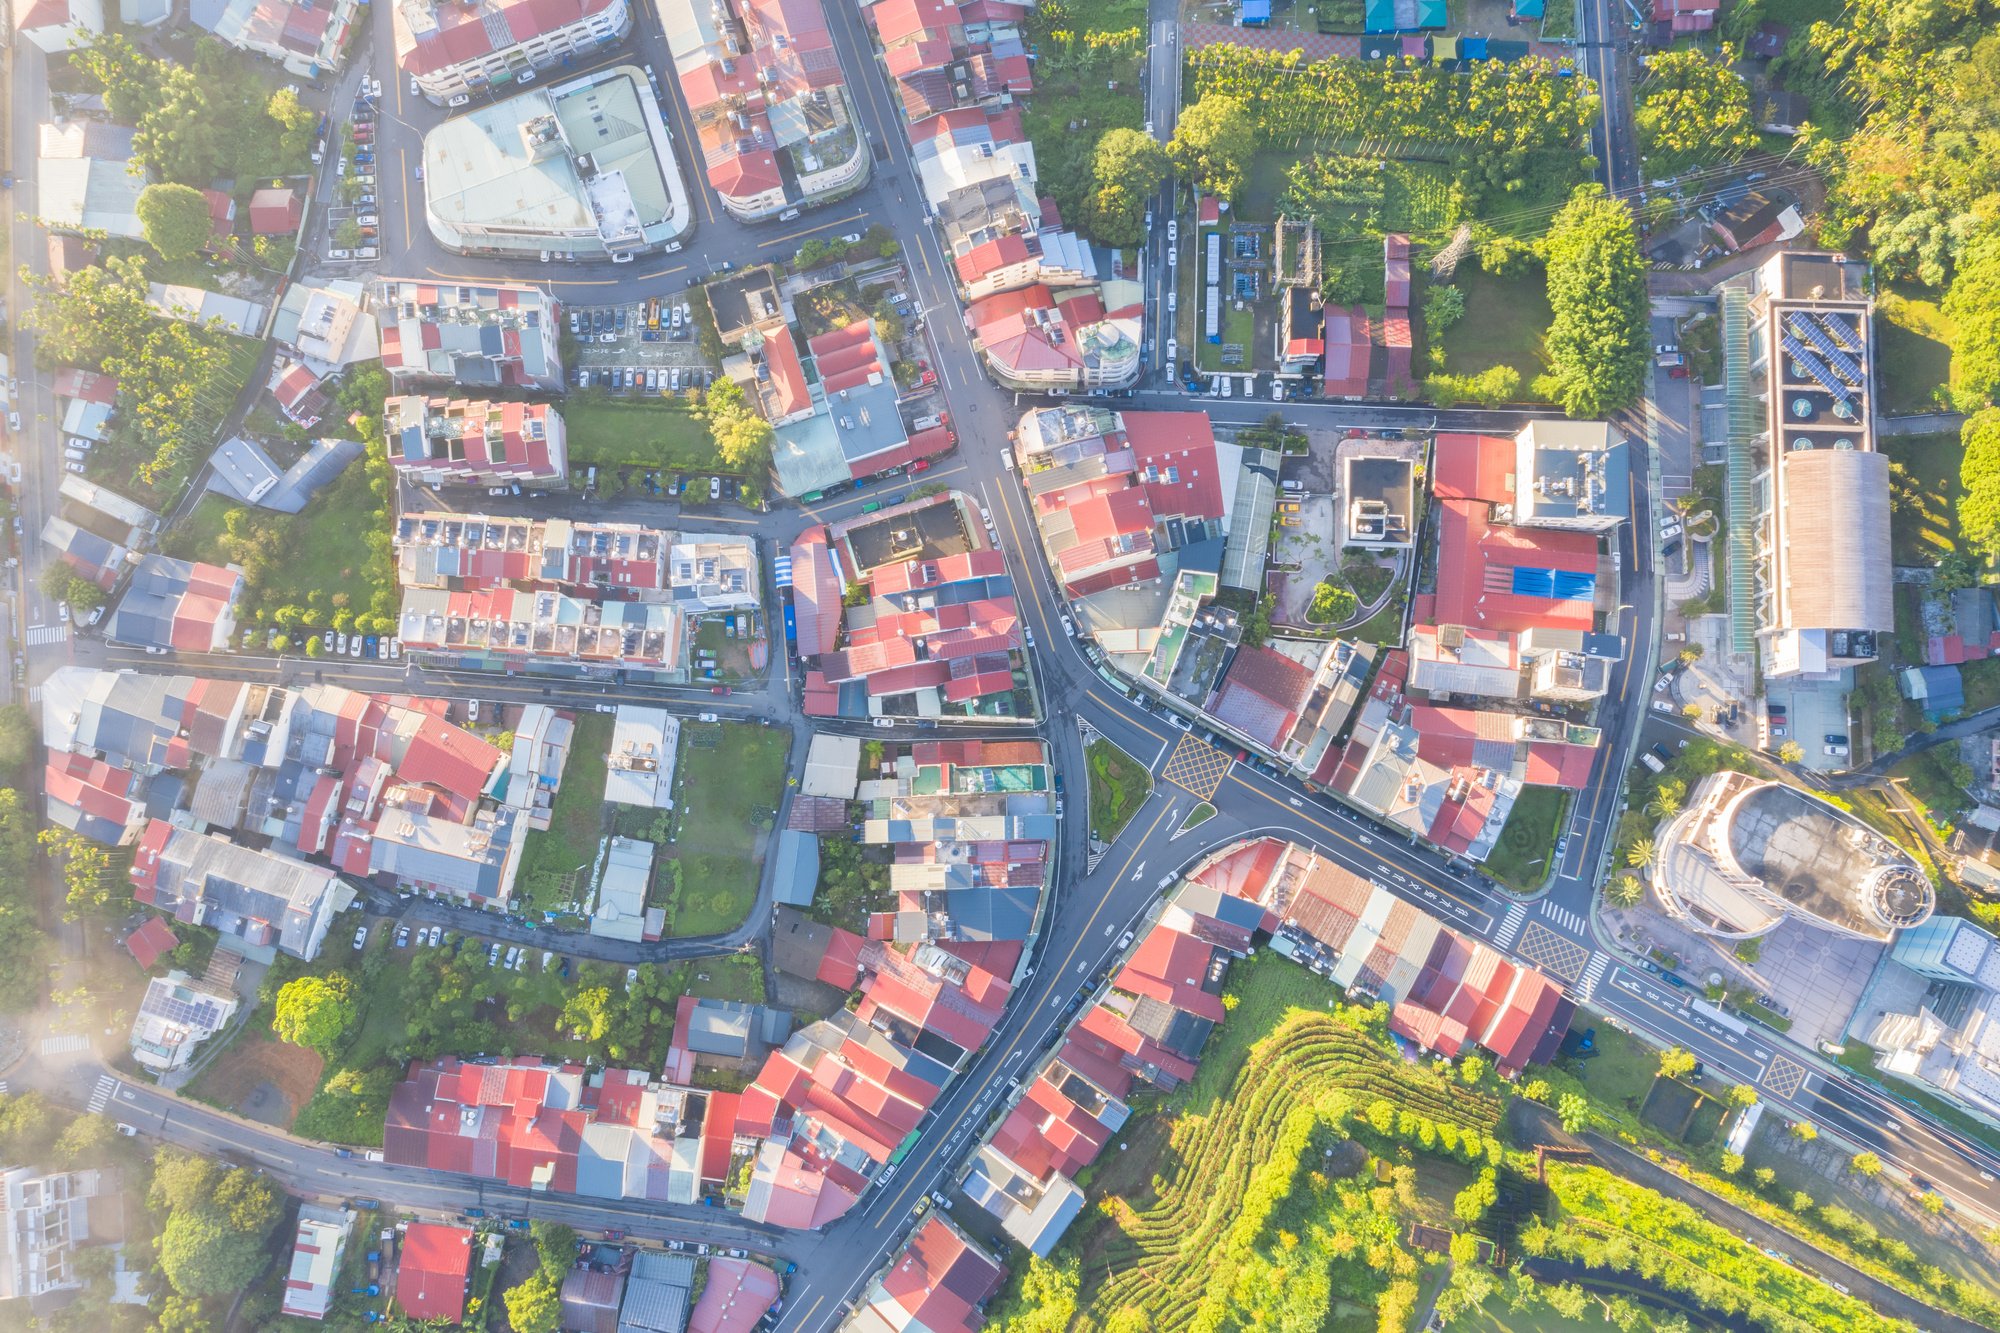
[710,685,731,696]
[910,459,931,474]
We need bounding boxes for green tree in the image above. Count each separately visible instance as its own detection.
[1727,1083,1759,1109]
[54,1114,116,1165]
[1921,1190,1946,1214]
[505,1273,562,1333]
[272,973,359,1056]
[1791,1119,1817,1142]
[1605,874,1645,909]
[1453,1167,1499,1224]
[1307,581,1358,624]
[1423,284,1466,332]
[1168,95,1256,201]
[1635,46,1758,167]
[39,830,119,921]
[39,564,106,613]
[1945,226,2000,411]
[993,1253,1080,1333]
[1658,1046,1697,1079]
[1087,129,1169,246]
[1460,1055,1488,1085]
[1960,409,2000,562]
[137,183,217,262]
[1850,1151,1883,1177]
[697,378,775,471]
[1425,365,1521,408]
[159,1207,269,1297]
[1535,185,1648,418]
[1557,1092,1590,1133]
[0,908,45,1012]
[1778,739,1805,764]
[0,707,35,776]
[562,986,614,1043]
[1626,836,1657,869]
[531,1220,577,1281]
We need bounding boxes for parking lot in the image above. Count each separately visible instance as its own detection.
[570,297,718,394]
[317,75,385,265]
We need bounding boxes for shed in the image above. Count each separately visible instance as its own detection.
[772,829,821,908]
[1239,0,1269,22]
[125,916,179,970]
[249,187,303,236]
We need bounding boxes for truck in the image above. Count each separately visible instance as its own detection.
[1640,752,1665,773]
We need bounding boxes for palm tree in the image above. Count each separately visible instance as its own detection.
[1605,874,1645,909]
[1626,836,1657,869]
[1646,778,1686,820]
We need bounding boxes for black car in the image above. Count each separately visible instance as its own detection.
[1824,732,1849,746]
[1651,743,1673,764]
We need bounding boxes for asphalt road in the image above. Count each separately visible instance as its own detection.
[6,9,1999,1333]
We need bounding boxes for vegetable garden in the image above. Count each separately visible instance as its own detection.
[1067,1002,1504,1331]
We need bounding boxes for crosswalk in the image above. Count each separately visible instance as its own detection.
[1540,902,1587,937]
[1575,954,1610,1004]
[1492,902,1528,950]
[38,1033,89,1056]
[23,626,69,647]
[86,1074,118,1115]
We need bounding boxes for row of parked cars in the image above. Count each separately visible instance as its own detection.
[582,365,712,393]
[327,83,384,261]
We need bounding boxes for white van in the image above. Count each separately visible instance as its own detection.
[778,207,801,221]
[64,446,87,463]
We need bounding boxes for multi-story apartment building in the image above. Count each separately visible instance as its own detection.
[394,0,632,103]
[386,396,567,488]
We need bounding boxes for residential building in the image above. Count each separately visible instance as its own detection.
[421,66,691,259]
[655,0,867,220]
[271,280,379,369]
[147,282,267,338]
[249,187,305,236]
[791,494,1026,719]
[12,0,104,53]
[395,1222,474,1325]
[192,0,360,76]
[1652,770,1933,941]
[122,916,179,970]
[590,836,656,943]
[769,319,952,497]
[966,284,1141,392]
[605,706,680,808]
[372,279,564,392]
[1720,250,1890,677]
[102,557,245,655]
[0,1166,119,1304]
[386,395,568,487]
[870,0,1032,124]
[687,1257,782,1333]
[848,1216,1005,1333]
[39,516,129,593]
[130,821,356,962]
[1339,444,1419,550]
[1510,420,1630,533]
[394,0,632,103]
[561,1265,626,1333]
[129,969,238,1072]
[37,121,145,241]
[280,1204,351,1321]
[619,1250,697,1333]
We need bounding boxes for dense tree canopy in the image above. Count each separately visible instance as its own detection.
[698,378,774,471]
[1960,409,2000,563]
[136,183,216,261]
[1943,225,2000,410]
[274,973,359,1056]
[71,33,312,186]
[1634,46,1758,170]
[1088,128,1169,246]
[1535,186,1649,417]
[0,708,35,777]
[505,1273,562,1333]
[152,1151,283,1299]
[1169,94,1257,201]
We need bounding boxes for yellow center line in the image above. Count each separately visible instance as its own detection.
[756,211,871,250]
[1085,688,1169,747]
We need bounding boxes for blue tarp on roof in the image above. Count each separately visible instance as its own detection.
[1240,0,1271,22]
[1461,36,1490,59]
[1514,0,1545,16]
[1365,0,1395,31]
[1511,567,1596,600]
[1417,0,1447,25]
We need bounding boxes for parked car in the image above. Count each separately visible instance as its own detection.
[353,925,368,949]
[709,475,722,500]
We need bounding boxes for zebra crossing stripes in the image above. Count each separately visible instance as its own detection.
[86,1074,118,1114]
[0,1080,9,1097]
[1576,954,1610,1004]
[1539,902,1588,937]
[39,1033,89,1056]
[1493,902,1528,950]
[24,626,68,647]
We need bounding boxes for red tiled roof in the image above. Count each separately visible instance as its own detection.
[688,1257,783,1333]
[1124,410,1225,522]
[874,1217,1005,1331]
[1524,741,1596,788]
[1432,498,1598,635]
[399,0,624,75]
[1432,432,1516,502]
[397,716,501,797]
[395,1223,473,1324]
[124,916,179,970]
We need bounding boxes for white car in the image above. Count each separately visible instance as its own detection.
[1167,219,1178,242]
[1659,521,1683,541]
[625,967,639,991]
[448,93,471,107]
[58,603,70,624]
[353,925,369,950]
[517,68,537,84]
[337,631,350,654]
[872,717,896,729]
[840,232,863,244]
[1167,246,1177,267]
[709,476,722,500]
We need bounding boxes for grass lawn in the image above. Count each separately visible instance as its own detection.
[1485,787,1570,892]
[1565,1021,1663,1122]
[516,712,615,914]
[1963,657,2000,714]
[1343,553,1394,606]
[1086,737,1152,842]
[1019,33,1141,252]
[655,721,788,936]
[1176,801,1216,834]
[562,394,720,472]
[1437,262,1553,395]
[1882,431,1964,566]
[1448,1303,1623,1332]
[1347,596,1407,645]
[1875,285,1954,416]
[164,452,394,618]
